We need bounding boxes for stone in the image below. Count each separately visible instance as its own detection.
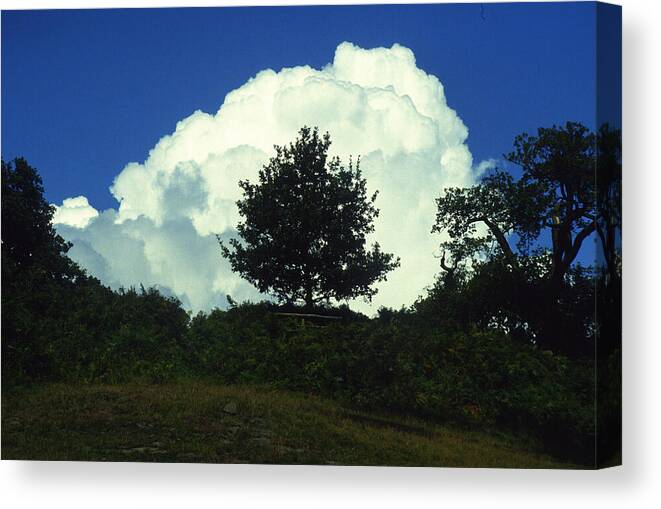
[120,446,166,455]
[177,452,203,462]
[223,402,238,414]
[248,437,271,447]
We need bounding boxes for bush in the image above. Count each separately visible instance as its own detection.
[3,280,191,385]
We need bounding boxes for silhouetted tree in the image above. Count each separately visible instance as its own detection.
[431,123,621,356]
[220,126,399,309]
[594,125,622,463]
[2,158,81,282]
[433,122,599,290]
[2,158,84,381]
[595,124,622,288]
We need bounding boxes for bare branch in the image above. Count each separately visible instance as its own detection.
[481,217,517,264]
[439,251,457,273]
[564,221,596,266]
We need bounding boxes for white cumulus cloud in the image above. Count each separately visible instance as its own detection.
[475,158,499,177]
[53,196,99,229]
[54,42,480,314]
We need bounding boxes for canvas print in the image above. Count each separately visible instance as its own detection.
[1,2,621,469]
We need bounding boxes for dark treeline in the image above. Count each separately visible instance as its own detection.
[1,121,621,466]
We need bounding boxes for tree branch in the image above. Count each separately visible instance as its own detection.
[439,251,457,273]
[567,205,594,223]
[480,217,517,264]
[562,221,596,270]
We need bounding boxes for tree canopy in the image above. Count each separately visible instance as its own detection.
[220,126,399,309]
[430,122,621,357]
[2,157,81,283]
[432,122,613,288]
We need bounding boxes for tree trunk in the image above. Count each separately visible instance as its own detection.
[304,282,314,311]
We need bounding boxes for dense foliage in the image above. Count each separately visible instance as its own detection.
[220,126,399,309]
[2,158,85,383]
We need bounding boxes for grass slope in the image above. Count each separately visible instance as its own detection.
[2,382,575,468]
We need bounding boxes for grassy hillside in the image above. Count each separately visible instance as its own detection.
[1,382,576,468]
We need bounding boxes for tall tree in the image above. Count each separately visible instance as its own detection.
[507,122,597,288]
[431,123,622,356]
[2,158,84,382]
[433,122,599,289]
[220,126,399,309]
[594,123,622,286]
[2,157,80,282]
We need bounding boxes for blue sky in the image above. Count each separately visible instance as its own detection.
[1,3,620,311]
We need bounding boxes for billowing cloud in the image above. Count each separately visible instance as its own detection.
[53,196,99,228]
[54,42,481,314]
[475,158,499,177]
